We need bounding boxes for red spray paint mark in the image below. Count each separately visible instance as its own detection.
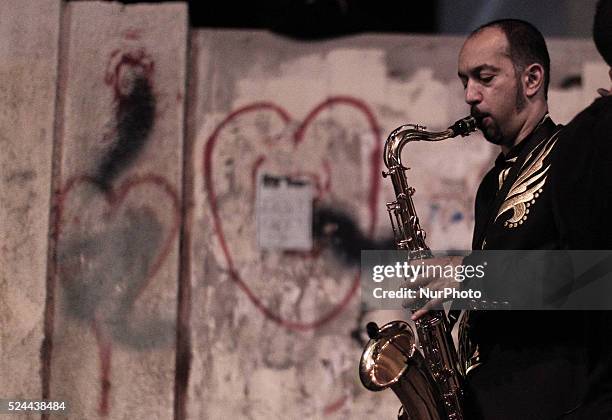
[54,174,181,415]
[203,97,382,331]
[91,319,113,416]
[105,49,155,101]
[122,28,142,41]
[249,155,267,204]
[323,395,348,416]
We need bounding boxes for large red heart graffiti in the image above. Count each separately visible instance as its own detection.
[203,96,382,331]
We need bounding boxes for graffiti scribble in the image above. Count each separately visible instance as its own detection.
[96,49,156,190]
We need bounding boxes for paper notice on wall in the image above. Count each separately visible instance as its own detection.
[256,174,313,250]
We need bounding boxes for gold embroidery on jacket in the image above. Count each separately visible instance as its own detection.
[497,157,517,189]
[494,133,559,228]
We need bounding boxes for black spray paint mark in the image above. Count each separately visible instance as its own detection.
[560,75,582,89]
[95,76,156,190]
[312,207,395,345]
[350,302,369,347]
[58,207,174,349]
[313,206,394,266]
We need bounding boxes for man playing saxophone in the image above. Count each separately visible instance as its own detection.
[407,13,612,419]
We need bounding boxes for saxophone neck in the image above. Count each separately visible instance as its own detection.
[383,116,476,169]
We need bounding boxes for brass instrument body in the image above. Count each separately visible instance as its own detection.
[360,321,446,420]
[383,120,475,256]
[360,117,476,420]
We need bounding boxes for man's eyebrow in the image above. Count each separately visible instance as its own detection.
[474,64,500,73]
[458,64,500,78]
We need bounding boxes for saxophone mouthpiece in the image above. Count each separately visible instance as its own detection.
[366,322,380,339]
[449,116,477,137]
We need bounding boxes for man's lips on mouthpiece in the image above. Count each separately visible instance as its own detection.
[472,112,490,128]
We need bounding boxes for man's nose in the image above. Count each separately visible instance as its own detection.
[465,81,482,105]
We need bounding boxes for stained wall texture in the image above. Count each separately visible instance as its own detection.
[48,3,187,419]
[0,1,609,419]
[1,3,60,419]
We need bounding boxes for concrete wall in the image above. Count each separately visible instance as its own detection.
[1,3,60,419]
[0,1,608,419]
[48,3,187,419]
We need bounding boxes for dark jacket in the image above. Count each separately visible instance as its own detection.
[465,97,612,419]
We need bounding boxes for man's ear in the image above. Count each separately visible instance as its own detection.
[523,63,545,97]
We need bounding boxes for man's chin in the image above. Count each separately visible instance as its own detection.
[475,116,505,145]
[480,126,501,144]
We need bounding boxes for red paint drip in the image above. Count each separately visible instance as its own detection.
[250,155,267,204]
[323,395,348,415]
[203,97,383,331]
[92,319,112,416]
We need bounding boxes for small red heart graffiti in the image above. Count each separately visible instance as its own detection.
[55,174,181,302]
[54,174,181,416]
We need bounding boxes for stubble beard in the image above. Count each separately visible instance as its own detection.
[480,116,505,146]
[514,73,526,113]
[480,75,526,147]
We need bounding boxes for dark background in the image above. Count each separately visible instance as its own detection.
[90,0,598,39]
[109,0,437,38]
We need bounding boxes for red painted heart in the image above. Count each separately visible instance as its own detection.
[203,96,382,331]
[55,174,181,306]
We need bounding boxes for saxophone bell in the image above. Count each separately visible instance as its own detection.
[360,321,447,420]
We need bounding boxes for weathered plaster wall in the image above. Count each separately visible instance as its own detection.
[186,29,606,419]
[48,2,187,419]
[0,2,60,419]
[0,2,608,419]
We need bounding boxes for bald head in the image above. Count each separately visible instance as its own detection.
[469,19,550,98]
[458,23,549,150]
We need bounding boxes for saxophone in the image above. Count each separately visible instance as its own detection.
[359,116,477,420]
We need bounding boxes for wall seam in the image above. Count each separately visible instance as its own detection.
[41,1,70,418]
